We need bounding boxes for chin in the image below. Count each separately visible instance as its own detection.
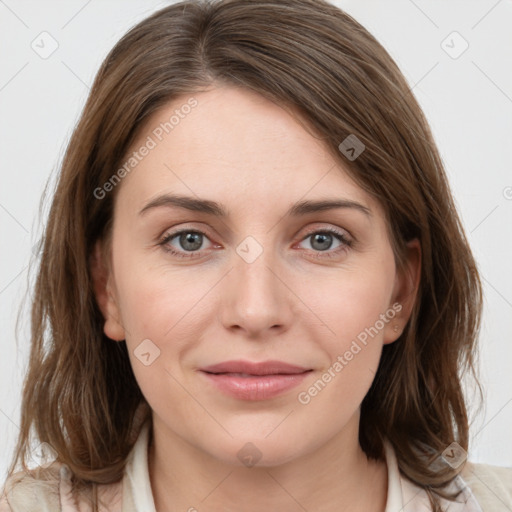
[202,434,307,468]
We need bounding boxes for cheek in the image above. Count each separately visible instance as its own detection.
[296,259,396,352]
[290,256,396,407]
[112,241,212,338]
[291,273,394,428]
[111,250,221,408]
[112,259,208,417]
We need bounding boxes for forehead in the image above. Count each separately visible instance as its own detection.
[116,86,380,218]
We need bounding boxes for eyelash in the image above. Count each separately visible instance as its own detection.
[158,226,353,260]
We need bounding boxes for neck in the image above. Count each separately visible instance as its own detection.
[148,413,388,512]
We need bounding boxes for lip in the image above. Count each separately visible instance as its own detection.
[199,360,312,401]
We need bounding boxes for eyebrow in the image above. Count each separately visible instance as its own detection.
[139,193,371,218]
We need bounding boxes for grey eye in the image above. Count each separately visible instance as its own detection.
[309,233,335,251]
[177,232,204,251]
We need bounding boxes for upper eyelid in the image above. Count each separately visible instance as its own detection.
[162,223,350,237]
[300,224,352,239]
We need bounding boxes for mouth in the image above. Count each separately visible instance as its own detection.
[199,360,313,400]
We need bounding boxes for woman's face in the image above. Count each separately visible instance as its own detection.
[94,85,418,466]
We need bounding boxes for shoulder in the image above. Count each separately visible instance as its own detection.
[0,462,123,512]
[0,463,63,511]
[461,460,512,510]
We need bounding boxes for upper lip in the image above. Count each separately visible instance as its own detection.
[200,360,311,376]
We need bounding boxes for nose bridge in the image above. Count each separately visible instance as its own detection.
[221,234,291,335]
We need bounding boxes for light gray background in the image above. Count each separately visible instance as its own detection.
[1,0,511,480]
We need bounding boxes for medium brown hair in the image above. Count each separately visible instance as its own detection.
[5,0,482,510]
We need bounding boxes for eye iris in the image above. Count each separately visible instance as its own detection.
[180,232,203,251]
[311,233,332,251]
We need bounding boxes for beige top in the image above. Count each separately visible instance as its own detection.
[1,421,511,511]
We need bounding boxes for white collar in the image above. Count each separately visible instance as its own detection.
[382,439,483,512]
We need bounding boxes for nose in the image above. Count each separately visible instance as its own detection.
[218,243,294,339]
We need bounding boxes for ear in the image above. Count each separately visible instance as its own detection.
[90,239,126,341]
[383,238,421,344]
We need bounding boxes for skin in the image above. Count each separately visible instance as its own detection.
[91,85,420,512]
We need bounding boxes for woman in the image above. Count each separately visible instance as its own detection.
[1,0,511,510]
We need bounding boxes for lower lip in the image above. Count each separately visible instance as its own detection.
[200,371,311,400]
